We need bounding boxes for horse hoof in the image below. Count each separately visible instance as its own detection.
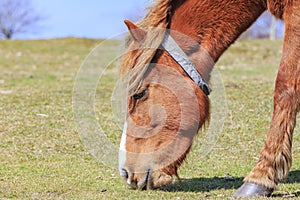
[232,183,274,198]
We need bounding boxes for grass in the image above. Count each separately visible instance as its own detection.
[0,37,299,199]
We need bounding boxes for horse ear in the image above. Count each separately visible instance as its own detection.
[124,20,146,42]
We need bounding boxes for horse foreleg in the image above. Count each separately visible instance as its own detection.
[233,3,300,198]
[233,82,297,197]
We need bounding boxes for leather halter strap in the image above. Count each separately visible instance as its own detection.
[161,33,211,95]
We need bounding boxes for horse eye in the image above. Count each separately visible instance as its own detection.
[133,89,148,100]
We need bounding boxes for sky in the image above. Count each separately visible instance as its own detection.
[18,0,284,40]
[21,0,149,39]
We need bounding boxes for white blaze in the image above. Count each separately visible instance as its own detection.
[118,122,127,175]
[120,122,127,151]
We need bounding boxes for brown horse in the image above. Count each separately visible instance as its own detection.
[118,0,300,198]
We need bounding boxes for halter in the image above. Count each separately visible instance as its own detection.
[161,33,211,95]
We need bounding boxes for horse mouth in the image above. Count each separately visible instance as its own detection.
[121,168,174,190]
[137,169,152,190]
[121,168,152,190]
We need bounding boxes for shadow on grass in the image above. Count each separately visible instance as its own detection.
[272,170,300,198]
[287,170,300,184]
[160,176,243,192]
[160,170,300,194]
[272,191,300,198]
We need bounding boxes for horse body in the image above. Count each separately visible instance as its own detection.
[119,0,300,197]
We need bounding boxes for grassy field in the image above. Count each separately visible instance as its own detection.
[0,38,299,199]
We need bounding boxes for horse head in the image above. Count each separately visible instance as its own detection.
[118,20,210,190]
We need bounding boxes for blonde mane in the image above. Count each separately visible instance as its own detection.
[120,0,173,95]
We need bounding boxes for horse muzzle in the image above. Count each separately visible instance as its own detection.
[120,168,173,190]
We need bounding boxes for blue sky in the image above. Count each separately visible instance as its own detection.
[23,0,149,39]
[20,0,283,40]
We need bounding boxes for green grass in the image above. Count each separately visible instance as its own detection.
[0,38,299,199]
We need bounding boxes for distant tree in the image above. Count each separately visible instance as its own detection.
[0,0,43,39]
[269,15,277,40]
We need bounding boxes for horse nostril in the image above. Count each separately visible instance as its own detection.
[120,169,153,190]
[120,168,128,180]
[137,169,152,190]
[120,168,137,189]
[129,180,138,189]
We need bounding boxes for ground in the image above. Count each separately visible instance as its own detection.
[0,38,299,199]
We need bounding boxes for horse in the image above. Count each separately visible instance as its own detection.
[118,0,300,198]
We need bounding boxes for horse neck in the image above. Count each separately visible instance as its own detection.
[169,0,267,81]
